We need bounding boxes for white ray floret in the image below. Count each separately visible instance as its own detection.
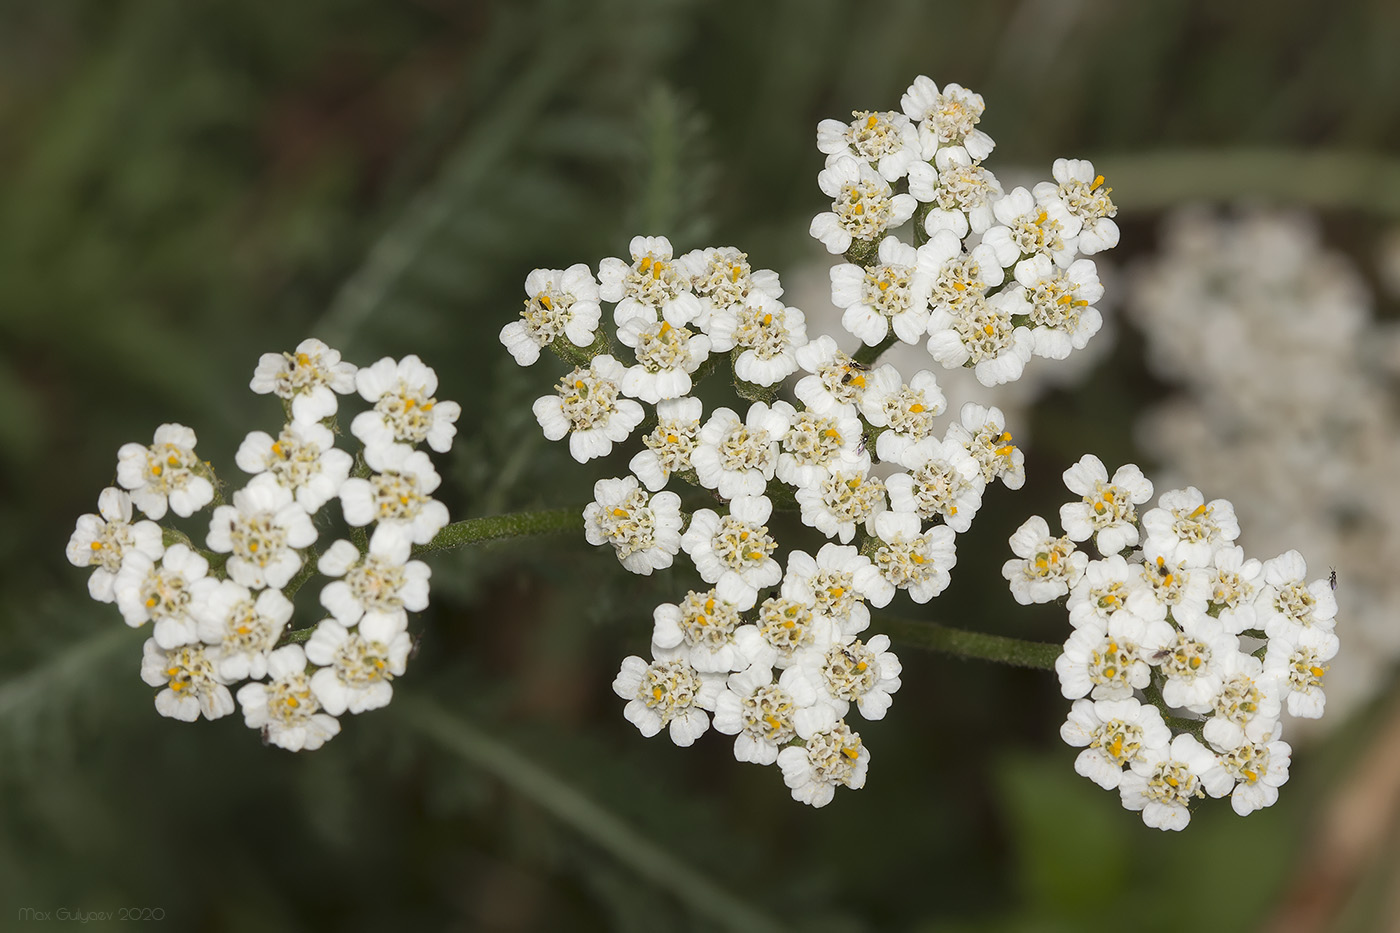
[115,423,214,520]
[234,421,352,513]
[583,476,684,575]
[691,402,794,500]
[532,354,645,463]
[206,474,318,590]
[114,543,215,649]
[500,264,602,366]
[236,644,341,752]
[318,537,430,632]
[630,396,704,492]
[195,581,294,682]
[140,639,235,723]
[612,646,725,747]
[809,155,917,255]
[598,235,701,328]
[1060,697,1172,790]
[66,487,164,603]
[351,354,462,455]
[306,617,413,716]
[249,338,357,423]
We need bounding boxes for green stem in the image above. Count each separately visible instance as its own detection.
[878,615,1059,670]
[853,334,897,367]
[412,507,581,556]
[404,698,786,933]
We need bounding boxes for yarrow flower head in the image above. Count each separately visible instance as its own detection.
[249,338,357,423]
[75,339,457,754]
[583,476,683,575]
[532,354,645,463]
[116,423,215,520]
[500,264,603,366]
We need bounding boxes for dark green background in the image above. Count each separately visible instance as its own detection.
[2,1,1397,930]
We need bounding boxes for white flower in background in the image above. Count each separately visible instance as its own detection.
[500,264,602,365]
[1263,627,1339,719]
[1156,618,1238,713]
[1059,455,1154,556]
[1202,651,1282,750]
[351,355,462,455]
[1217,733,1292,817]
[1127,546,1212,628]
[733,595,833,671]
[907,145,1002,236]
[318,537,430,632]
[249,338,358,423]
[114,543,213,649]
[598,235,701,327]
[816,109,921,181]
[682,496,783,607]
[869,511,957,604]
[1002,515,1087,605]
[712,665,824,766]
[1060,697,1172,790]
[776,408,867,489]
[140,639,235,723]
[306,617,413,716]
[234,421,352,513]
[617,318,712,404]
[799,634,901,721]
[900,76,994,160]
[1119,734,1232,831]
[680,246,783,334]
[981,186,1082,269]
[924,232,1005,319]
[196,581,293,682]
[116,423,214,520]
[583,476,684,575]
[66,487,164,603]
[341,443,450,557]
[630,397,703,491]
[925,290,1033,387]
[651,587,750,672]
[860,365,945,463]
[1000,255,1104,360]
[612,646,725,747]
[692,402,794,500]
[532,354,645,463]
[1257,550,1338,642]
[829,236,933,346]
[781,544,888,636]
[1141,487,1240,569]
[708,292,808,386]
[794,335,870,416]
[1056,612,1174,701]
[1205,546,1264,635]
[776,713,869,808]
[206,474,318,590]
[946,402,1024,490]
[794,467,886,544]
[886,436,984,532]
[236,645,341,752]
[1033,159,1119,255]
[1066,555,1138,631]
[809,155,917,255]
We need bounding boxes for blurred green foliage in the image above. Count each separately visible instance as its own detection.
[2,0,1399,929]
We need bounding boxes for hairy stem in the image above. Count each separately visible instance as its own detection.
[412,506,582,556]
[878,615,1059,670]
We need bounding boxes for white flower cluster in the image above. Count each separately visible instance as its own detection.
[811,76,1118,386]
[498,80,1079,807]
[1129,208,1393,730]
[67,339,457,751]
[1005,453,1338,830]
